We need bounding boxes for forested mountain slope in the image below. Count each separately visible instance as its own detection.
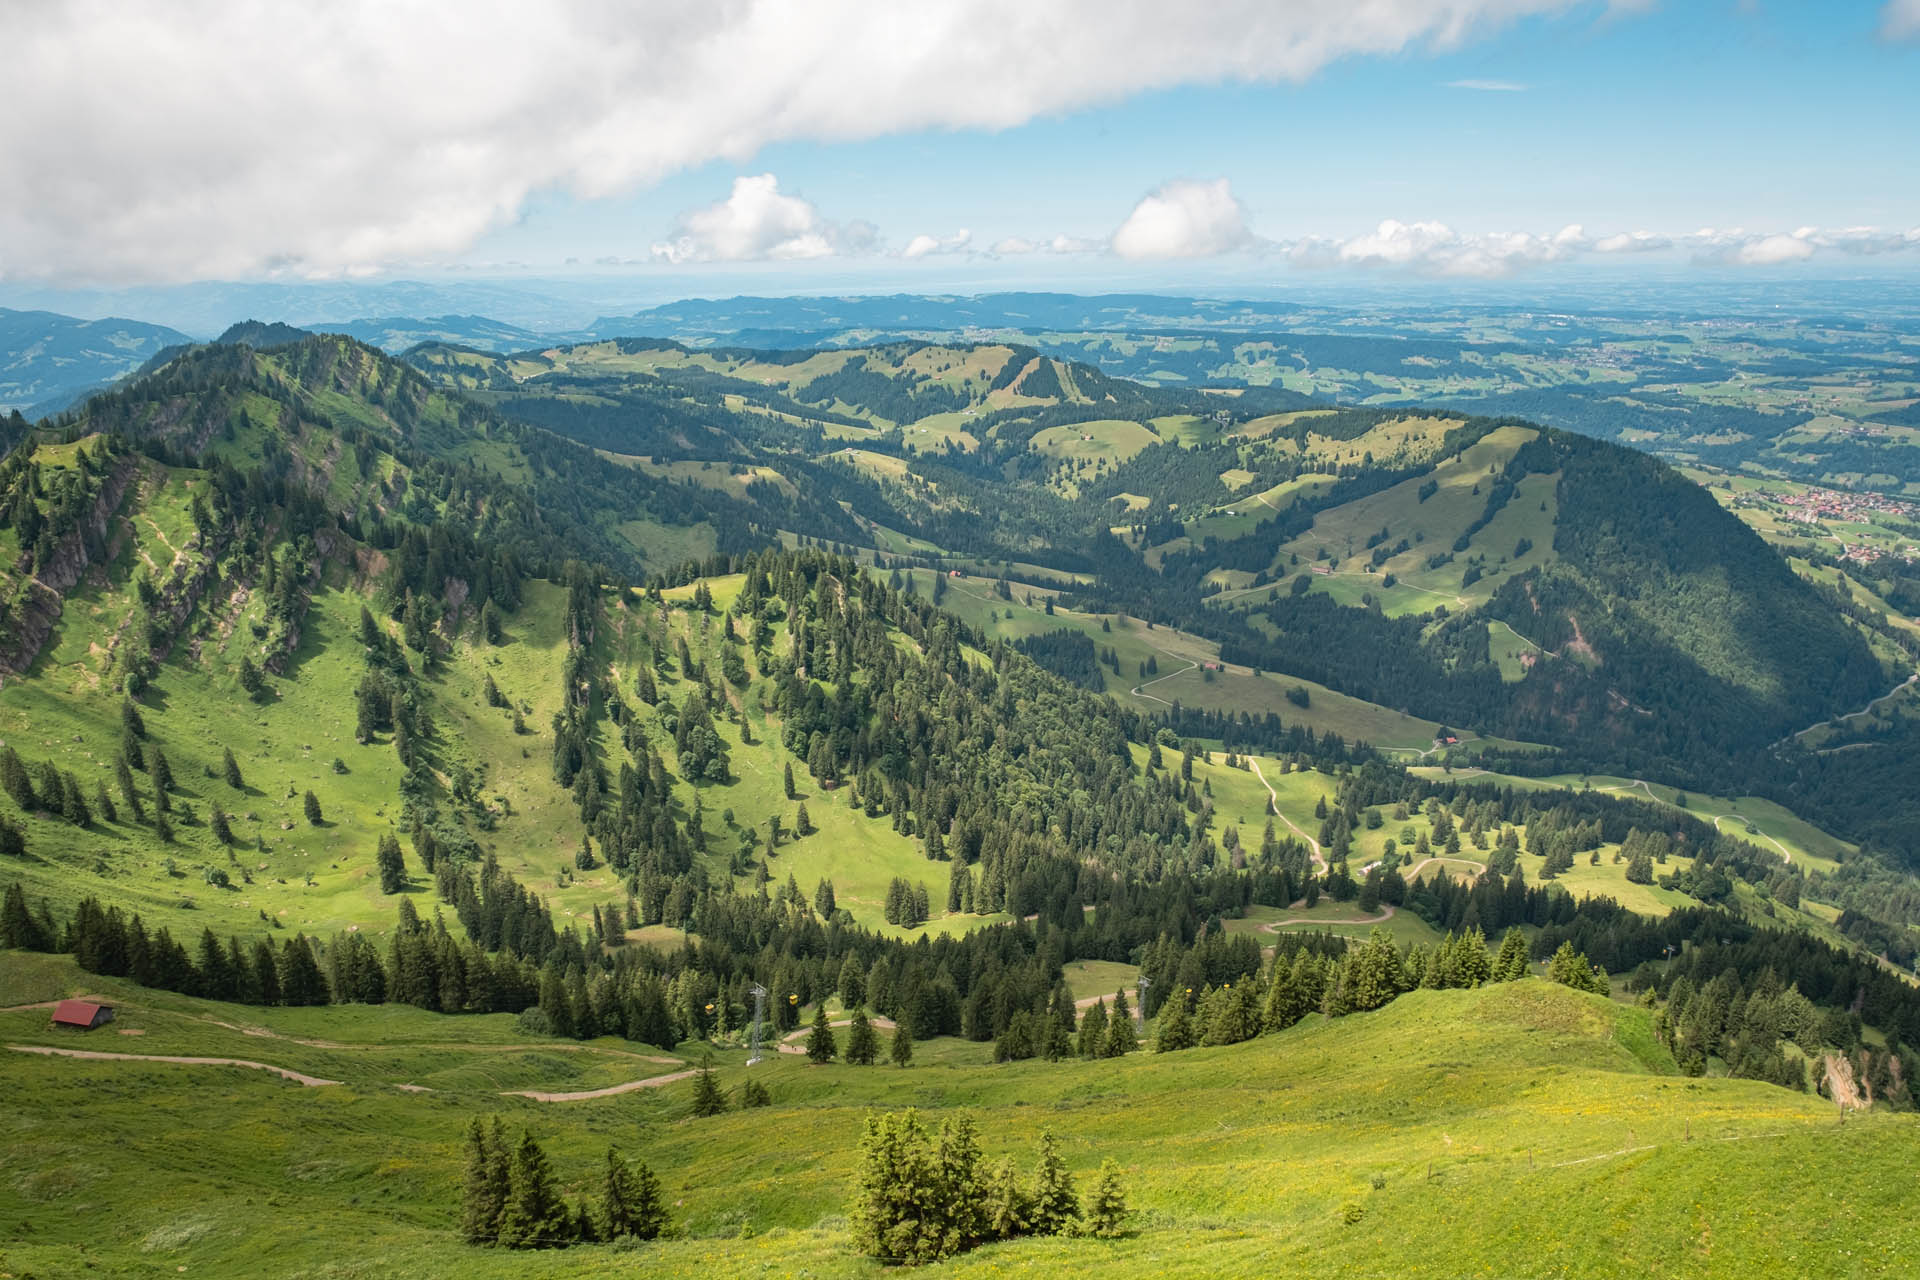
[401,337,1894,815]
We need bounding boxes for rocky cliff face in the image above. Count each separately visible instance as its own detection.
[0,457,139,682]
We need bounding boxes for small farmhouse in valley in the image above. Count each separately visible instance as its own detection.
[49,999,114,1030]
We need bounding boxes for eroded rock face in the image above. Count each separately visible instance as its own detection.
[0,458,138,682]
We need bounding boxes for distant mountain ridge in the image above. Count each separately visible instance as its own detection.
[0,307,193,416]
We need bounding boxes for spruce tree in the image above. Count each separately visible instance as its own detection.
[805,1002,838,1063]
[690,1052,728,1116]
[209,804,232,845]
[1154,997,1196,1052]
[849,1109,937,1263]
[1083,1158,1129,1238]
[149,747,173,794]
[304,790,322,825]
[845,1006,880,1065]
[934,1115,988,1254]
[1077,999,1108,1057]
[1493,928,1531,981]
[1103,992,1138,1057]
[222,747,244,789]
[375,832,406,894]
[601,1145,669,1240]
[890,1020,914,1066]
[1,746,34,811]
[984,1155,1030,1240]
[1027,1131,1080,1236]
[498,1130,569,1248]
[61,774,90,827]
[460,1116,509,1245]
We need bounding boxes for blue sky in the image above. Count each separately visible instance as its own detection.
[1,1,1915,293]
[460,1,1920,282]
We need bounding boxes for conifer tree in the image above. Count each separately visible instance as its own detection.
[690,1052,728,1116]
[1103,991,1137,1057]
[934,1114,988,1254]
[845,1006,880,1064]
[148,749,173,811]
[304,790,322,825]
[806,1002,838,1063]
[984,1154,1029,1240]
[1,747,34,811]
[1027,1131,1080,1236]
[599,1145,668,1240]
[1154,996,1196,1052]
[1493,928,1531,981]
[849,1109,938,1264]
[1083,1158,1130,1238]
[498,1130,570,1248]
[460,1116,510,1245]
[375,832,406,894]
[1,881,50,949]
[61,774,90,827]
[222,747,244,789]
[1076,999,1108,1057]
[890,1020,914,1066]
[209,804,232,845]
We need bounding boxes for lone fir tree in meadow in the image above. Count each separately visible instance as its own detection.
[689,1053,728,1116]
[304,789,322,825]
[375,832,406,894]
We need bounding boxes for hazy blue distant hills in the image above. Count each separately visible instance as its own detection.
[311,313,567,353]
[586,291,1306,340]
[0,307,193,416]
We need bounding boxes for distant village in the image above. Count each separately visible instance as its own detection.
[1741,483,1920,563]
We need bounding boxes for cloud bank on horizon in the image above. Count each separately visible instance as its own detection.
[1,0,1914,284]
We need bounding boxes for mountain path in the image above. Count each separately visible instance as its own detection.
[1595,779,1795,865]
[1774,673,1917,747]
[504,1069,698,1102]
[1249,757,1326,872]
[8,1043,340,1086]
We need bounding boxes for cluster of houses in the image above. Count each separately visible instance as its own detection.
[1738,485,1920,564]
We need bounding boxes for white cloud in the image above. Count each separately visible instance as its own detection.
[649,175,868,264]
[1592,230,1672,253]
[1446,78,1528,90]
[1729,232,1817,266]
[1881,0,1920,40]
[0,0,1648,284]
[1111,179,1253,260]
[1291,219,1587,276]
[1274,220,1920,275]
[902,229,972,258]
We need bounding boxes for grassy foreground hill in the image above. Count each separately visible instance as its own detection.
[2,955,1914,1279]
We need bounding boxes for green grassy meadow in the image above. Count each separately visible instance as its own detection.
[2,958,1912,1278]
